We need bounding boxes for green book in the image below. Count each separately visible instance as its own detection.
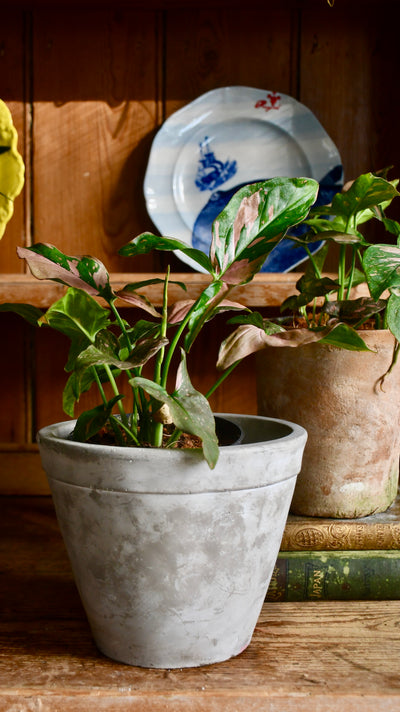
[266,550,400,601]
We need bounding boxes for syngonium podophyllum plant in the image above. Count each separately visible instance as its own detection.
[217,171,400,379]
[1,176,318,468]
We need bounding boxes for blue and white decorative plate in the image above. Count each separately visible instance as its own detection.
[144,86,343,272]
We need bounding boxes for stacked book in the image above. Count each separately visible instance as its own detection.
[266,491,400,601]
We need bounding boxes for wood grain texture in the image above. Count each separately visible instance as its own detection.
[32,8,160,272]
[299,5,400,179]
[0,314,30,444]
[164,7,297,118]
[0,496,400,711]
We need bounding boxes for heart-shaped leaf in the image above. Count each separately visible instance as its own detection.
[363,243,400,300]
[331,173,399,222]
[131,351,219,468]
[40,287,111,343]
[71,395,124,442]
[210,177,319,285]
[17,243,114,301]
[387,292,400,342]
[118,232,213,273]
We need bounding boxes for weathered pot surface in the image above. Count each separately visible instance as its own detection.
[37,413,307,668]
[257,330,400,518]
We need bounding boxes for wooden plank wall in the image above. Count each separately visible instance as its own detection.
[0,1,399,493]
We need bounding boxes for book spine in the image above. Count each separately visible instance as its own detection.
[280,520,400,551]
[266,551,400,601]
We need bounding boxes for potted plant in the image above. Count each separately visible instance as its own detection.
[218,171,400,519]
[1,173,319,668]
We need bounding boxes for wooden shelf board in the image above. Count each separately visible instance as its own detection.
[0,272,369,308]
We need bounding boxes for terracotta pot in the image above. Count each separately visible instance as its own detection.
[256,330,400,518]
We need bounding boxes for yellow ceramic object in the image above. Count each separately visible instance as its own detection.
[0,100,25,239]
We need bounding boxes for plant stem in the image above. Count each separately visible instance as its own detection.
[205,360,241,399]
[160,296,202,389]
[305,244,322,279]
[153,269,170,448]
[346,247,357,299]
[338,244,347,301]
[109,298,132,352]
[92,366,107,405]
[109,297,137,421]
[103,363,129,427]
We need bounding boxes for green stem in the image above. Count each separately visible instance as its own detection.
[154,267,169,386]
[103,363,129,427]
[153,269,170,448]
[160,290,210,390]
[205,360,241,399]
[346,247,357,300]
[109,414,140,446]
[304,244,322,279]
[108,297,139,419]
[92,366,107,405]
[338,244,347,301]
[109,298,132,353]
[299,304,311,328]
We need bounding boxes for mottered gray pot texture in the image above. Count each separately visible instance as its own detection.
[37,414,306,668]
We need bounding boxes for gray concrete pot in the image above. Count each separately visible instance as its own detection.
[37,413,306,669]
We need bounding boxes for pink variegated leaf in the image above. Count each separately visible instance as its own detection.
[216,322,343,370]
[116,288,160,317]
[168,297,246,325]
[17,243,114,301]
[210,177,319,285]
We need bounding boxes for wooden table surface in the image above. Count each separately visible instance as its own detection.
[1,496,400,712]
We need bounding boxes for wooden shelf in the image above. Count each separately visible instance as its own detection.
[0,272,370,309]
[1,495,400,711]
[0,272,301,308]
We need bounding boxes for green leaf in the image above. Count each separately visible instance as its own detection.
[118,232,213,273]
[280,273,340,312]
[71,395,124,442]
[363,244,400,300]
[63,368,99,417]
[318,322,371,350]
[227,312,266,329]
[210,177,319,285]
[331,173,399,223]
[17,243,114,301]
[387,292,400,342]
[40,287,112,343]
[118,277,187,292]
[131,351,219,468]
[307,230,368,246]
[322,298,386,325]
[75,330,168,373]
[297,273,340,299]
[0,302,43,325]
